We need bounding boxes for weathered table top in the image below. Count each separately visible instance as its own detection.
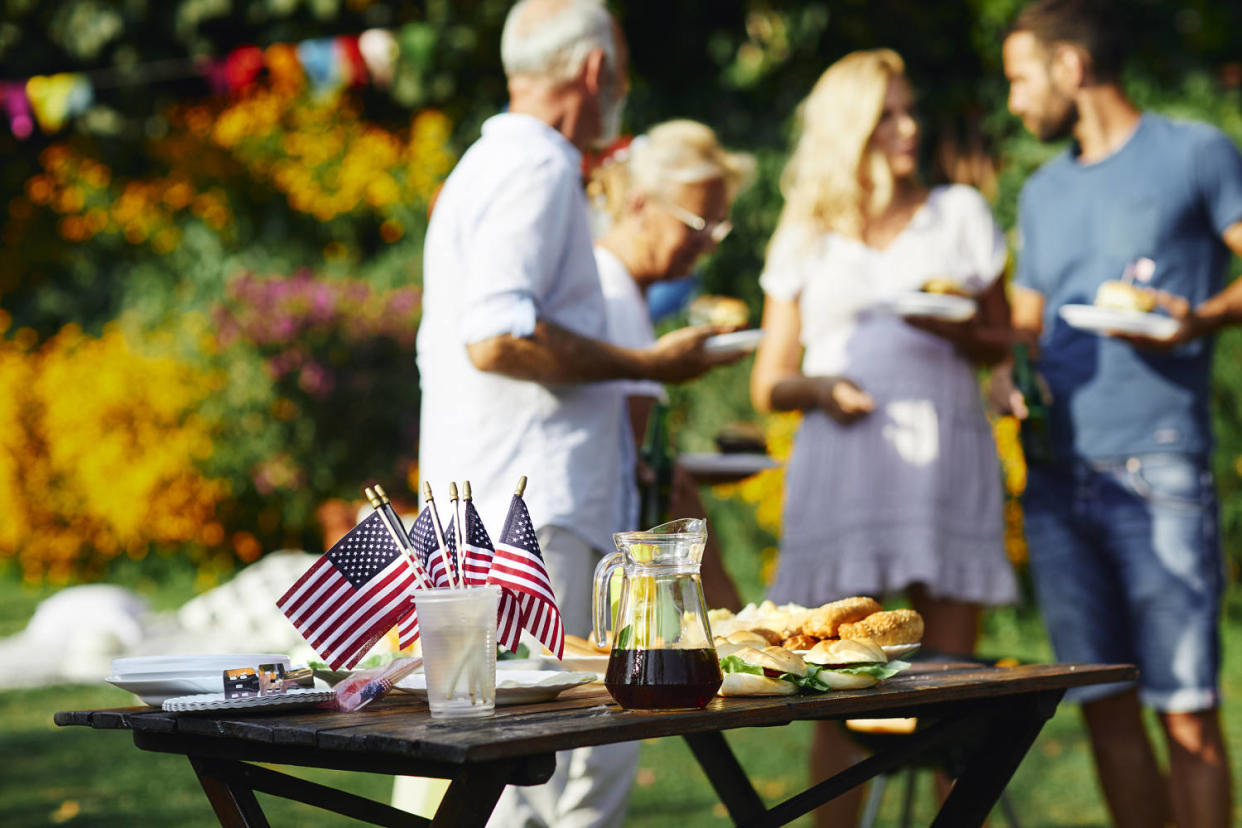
[57,661,1136,827]
[57,661,1134,761]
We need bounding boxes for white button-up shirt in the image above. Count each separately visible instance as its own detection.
[417,113,626,550]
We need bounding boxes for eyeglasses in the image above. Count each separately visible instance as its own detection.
[656,200,733,244]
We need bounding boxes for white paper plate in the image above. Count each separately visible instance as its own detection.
[110,653,290,678]
[106,675,225,706]
[703,329,764,355]
[395,670,596,705]
[1058,304,1179,340]
[678,453,780,478]
[162,688,336,712]
[876,293,977,322]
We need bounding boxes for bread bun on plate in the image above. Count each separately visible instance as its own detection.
[688,295,749,327]
[921,277,972,298]
[804,638,889,689]
[837,609,924,647]
[718,645,806,697]
[1095,280,1156,313]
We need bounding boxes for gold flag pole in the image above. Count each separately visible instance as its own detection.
[514,475,527,497]
[365,486,432,590]
[448,482,466,590]
[422,481,457,589]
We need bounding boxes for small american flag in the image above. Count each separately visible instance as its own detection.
[488,492,564,658]
[460,498,523,651]
[411,503,456,589]
[395,504,450,650]
[277,512,420,669]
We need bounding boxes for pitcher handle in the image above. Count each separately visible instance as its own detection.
[592,551,624,649]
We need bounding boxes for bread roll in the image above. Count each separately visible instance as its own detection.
[921,277,972,298]
[1095,280,1156,313]
[717,645,807,696]
[800,596,883,638]
[688,295,749,327]
[837,609,924,646]
[804,638,887,666]
[724,630,771,648]
[718,671,799,696]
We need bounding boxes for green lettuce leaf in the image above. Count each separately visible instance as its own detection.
[797,660,912,693]
[718,654,765,676]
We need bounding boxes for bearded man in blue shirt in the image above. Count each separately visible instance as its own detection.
[999,1,1242,826]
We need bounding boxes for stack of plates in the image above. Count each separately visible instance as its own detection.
[106,653,291,706]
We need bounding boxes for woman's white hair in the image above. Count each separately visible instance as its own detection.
[501,0,616,83]
[588,119,756,225]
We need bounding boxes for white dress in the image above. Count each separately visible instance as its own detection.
[759,184,1018,606]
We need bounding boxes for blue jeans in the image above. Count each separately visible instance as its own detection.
[1023,454,1223,711]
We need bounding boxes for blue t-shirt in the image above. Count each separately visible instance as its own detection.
[1015,113,1242,461]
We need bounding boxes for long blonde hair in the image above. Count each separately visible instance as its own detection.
[588,119,755,225]
[774,49,906,241]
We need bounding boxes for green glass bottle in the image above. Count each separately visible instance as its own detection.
[1012,342,1053,465]
[638,401,673,528]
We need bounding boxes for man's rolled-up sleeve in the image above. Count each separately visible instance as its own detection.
[460,157,573,344]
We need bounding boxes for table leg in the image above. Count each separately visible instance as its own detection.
[683,731,767,822]
[190,756,271,828]
[430,754,557,828]
[931,689,1063,827]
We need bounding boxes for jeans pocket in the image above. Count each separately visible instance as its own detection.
[1129,455,1209,511]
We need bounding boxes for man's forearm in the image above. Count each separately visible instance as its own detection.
[1194,276,1242,335]
[466,321,647,384]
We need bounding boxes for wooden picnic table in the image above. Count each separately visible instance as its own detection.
[56,659,1134,827]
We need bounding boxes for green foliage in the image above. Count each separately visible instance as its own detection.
[5,0,1242,575]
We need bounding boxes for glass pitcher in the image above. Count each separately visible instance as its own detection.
[593,518,722,710]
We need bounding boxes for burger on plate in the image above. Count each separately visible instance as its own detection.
[718,645,807,696]
[1094,280,1156,313]
[920,277,973,298]
[801,638,906,690]
[688,295,750,328]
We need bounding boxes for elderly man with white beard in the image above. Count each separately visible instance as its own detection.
[414,1,741,825]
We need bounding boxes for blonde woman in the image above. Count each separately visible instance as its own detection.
[750,50,1018,824]
[589,119,754,609]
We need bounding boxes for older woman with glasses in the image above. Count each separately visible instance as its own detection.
[588,118,753,609]
[750,49,1019,825]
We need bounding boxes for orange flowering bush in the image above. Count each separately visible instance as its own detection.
[0,320,227,583]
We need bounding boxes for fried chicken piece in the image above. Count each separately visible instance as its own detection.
[837,609,924,646]
[782,633,820,651]
[798,596,883,639]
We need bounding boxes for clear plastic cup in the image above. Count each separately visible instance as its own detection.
[415,586,499,719]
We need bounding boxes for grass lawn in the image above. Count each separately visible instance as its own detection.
[2,573,1240,826]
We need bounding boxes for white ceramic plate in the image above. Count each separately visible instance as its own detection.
[554,654,609,675]
[703,329,764,355]
[1058,304,1179,340]
[876,293,977,322]
[106,675,225,706]
[162,688,336,712]
[882,643,920,660]
[395,670,596,705]
[110,653,290,677]
[677,453,780,477]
